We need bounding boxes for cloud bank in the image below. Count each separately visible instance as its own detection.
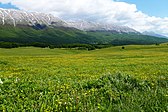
[0,0,168,36]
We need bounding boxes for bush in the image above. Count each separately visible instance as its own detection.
[122,46,125,49]
[54,44,96,50]
[30,42,49,48]
[49,45,55,49]
[88,46,96,51]
[0,42,19,48]
[77,47,88,50]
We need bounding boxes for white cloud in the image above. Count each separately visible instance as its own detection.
[0,0,168,36]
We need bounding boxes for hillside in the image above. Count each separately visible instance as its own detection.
[87,31,168,45]
[0,8,168,47]
[0,25,98,45]
[1,25,168,47]
[143,31,168,38]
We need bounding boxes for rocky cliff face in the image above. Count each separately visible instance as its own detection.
[0,8,68,27]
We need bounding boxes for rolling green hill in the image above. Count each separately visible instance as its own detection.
[0,25,98,45]
[0,25,168,47]
[87,31,168,45]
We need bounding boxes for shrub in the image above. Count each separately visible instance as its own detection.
[0,42,19,48]
[77,47,88,50]
[49,45,55,49]
[31,42,48,48]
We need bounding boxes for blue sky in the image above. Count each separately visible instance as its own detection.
[119,0,168,17]
[0,3,18,9]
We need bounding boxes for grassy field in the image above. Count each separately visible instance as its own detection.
[0,45,168,111]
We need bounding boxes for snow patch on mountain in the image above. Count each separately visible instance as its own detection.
[68,20,139,34]
[0,8,68,27]
[0,8,139,34]
[143,31,168,38]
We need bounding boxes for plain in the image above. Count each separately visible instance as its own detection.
[0,45,168,111]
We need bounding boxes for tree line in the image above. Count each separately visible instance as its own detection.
[0,42,112,50]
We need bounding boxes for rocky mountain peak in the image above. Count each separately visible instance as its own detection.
[0,8,139,34]
[0,8,68,27]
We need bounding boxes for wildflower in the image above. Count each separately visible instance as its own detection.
[151,83,154,86]
[58,101,62,105]
[0,79,3,84]
[40,92,43,95]
[15,77,20,82]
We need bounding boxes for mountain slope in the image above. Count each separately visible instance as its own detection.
[0,8,168,47]
[0,25,99,44]
[0,8,139,34]
[68,21,139,34]
[1,25,167,46]
[86,31,168,45]
[0,8,68,27]
[143,31,168,38]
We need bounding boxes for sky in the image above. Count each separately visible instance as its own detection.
[0,2,18,9]
[0,0,168,36]
[118,0,168,18]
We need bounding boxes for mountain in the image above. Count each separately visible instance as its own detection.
[0,8,68,27]
[0,8,138,34]
[68,21,139,34]
[142,31,168,38]
[0,8,168,47]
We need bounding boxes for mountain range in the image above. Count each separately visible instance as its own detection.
[0,8,138,33]
[0,8,168,47]
[142,31,168,38]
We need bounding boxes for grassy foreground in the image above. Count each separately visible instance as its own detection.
[0,45,168,111]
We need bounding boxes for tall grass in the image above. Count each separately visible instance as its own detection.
[0,45,168,111]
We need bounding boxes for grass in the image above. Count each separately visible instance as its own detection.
[0,45,168,111]
[1,25,168,45]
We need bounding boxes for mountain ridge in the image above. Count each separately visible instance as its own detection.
[0,8,139,34]
[0,8,68,27]
[0,8,168,48]
[68,21,139,34]
[142,31,168,38]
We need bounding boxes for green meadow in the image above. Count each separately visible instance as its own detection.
[0,45,168,111]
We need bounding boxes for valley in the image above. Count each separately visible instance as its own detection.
[0,8,168,112]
